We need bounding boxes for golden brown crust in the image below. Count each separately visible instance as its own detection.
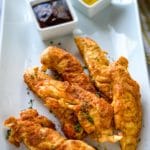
[111,57,142,150]
[74,37,112,101]
[75,36,142,150]
[41,46,96,93]
[24,67,85,140]
[58,140,95,150]
[24,67,121,143]
[4,109,95,150]
[66,85,113,131]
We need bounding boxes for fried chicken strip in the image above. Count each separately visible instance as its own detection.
[110,57,142,150]
[24,67,122,143]
[74,37,112,101]
[4,109,95,150]
[24,67,85,140]
[75,37,142,150]
[41,46,96,93]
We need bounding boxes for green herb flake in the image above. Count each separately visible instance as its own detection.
[138,138,141,143]
[57,42,61,46]
[74,123,82,132]
[27,91,30,95]
[66,101,77,105]
[104,145,107,150]
[95,57,99,62]
[49,41,54,44]
[26,87,29,90]
[6,129,11,139]
[30,74,35,79]
[82,66,88,70]
[28,99,34,109]
[50,144,55,150]
[49,109,53,113]
[95,92,100,97]
[54,74,61,80]
[82,112,94,124]
[87,115,94,124]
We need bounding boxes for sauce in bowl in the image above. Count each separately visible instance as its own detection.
[32,0,73,28]
[82,0,98,5]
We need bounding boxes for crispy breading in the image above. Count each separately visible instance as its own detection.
[111,57,142,150]
[75,37,142,150]
[57,140,95,150]
[4,109,95,150]
[74,37,112,101]
[24,67,122,143]
[41,46,96,93]
[24,67,85,140]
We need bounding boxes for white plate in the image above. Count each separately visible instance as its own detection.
[0,0,150,149]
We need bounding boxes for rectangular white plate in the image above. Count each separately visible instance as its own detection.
[0,0,150,149]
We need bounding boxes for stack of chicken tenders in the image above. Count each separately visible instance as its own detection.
[4,37,142,150]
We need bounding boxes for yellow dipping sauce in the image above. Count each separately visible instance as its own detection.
[82,0,98,5]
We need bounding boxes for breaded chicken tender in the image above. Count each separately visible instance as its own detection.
[110,57,142,150]
[24,67,122,143]
[4,109,95,150]
[75,36,142,150]
[24,68,85,140]
[75,37,112,101]
[41,46,96,93]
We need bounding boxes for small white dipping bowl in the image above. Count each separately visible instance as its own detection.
[71,0,110,18]
[28,0,78,40]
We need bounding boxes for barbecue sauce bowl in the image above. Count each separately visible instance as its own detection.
[28,0,78,40]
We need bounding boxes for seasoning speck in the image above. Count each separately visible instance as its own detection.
[87,115,94,124]
[82,112,94,124]
[28,99,34,109]
[49,109,53,113]
[6,129,11,139]
[82,66,88,70]
[49,41,54,44]
[30,74,35,79]
[95,57,99,62]
[27,91,30,95]
[74,123,82,132]
[57,42,61,46]
[95,92,100,97]
[138,138,141,143]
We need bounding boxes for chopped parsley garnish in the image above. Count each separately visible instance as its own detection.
[82,112,94,124]
[52,71,62,80]
[57,42,61,46]
[54,74,61,80]
[49,41,54,44]
[6,129,11,139]
[74,123,82,132]
[30,74,35,79]
[95,57,99,62]
[66,101,77,105]
[49,109,53,113]
[28,99,34,109]
[95,92,100,97]
[138,138,141,143]
[104,145,107,150]
[27,91,30,95]
[87,115,94,124]
[82,66,88,70]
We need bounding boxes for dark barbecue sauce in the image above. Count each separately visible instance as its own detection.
[32,0,73,28]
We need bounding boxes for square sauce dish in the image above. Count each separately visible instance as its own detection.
[71,0,110,18]
[28,0,78,40]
